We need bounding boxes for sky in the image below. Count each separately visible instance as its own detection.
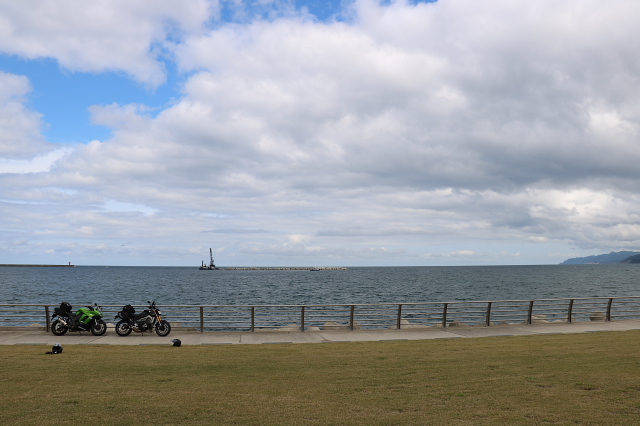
[1,0,640,267]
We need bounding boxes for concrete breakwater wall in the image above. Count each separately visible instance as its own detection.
[0,264,74,267]
[218,267,348,271]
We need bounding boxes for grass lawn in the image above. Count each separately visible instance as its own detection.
[2,331,640,425]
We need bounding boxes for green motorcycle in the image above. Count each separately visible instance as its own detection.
[51,302,107,336]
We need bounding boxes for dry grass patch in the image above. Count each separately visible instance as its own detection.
[2,331,640,425]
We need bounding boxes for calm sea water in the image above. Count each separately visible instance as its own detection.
[1,265,639,306]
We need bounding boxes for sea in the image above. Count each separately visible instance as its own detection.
[1,264,639,306]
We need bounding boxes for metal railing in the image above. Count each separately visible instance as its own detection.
[1,296,640,332]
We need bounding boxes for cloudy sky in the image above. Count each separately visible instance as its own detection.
[1,0,640,267]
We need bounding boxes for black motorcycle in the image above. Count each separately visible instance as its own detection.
[114,300,171,337]
[51,302,107,336]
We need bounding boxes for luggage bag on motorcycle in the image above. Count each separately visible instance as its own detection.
[54,302,72,316]
[118,304,135,320]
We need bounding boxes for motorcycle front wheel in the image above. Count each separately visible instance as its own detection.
[115,320,132,336]
[91,319,107,336]
[51,319,68,336]
[155,320,171,337]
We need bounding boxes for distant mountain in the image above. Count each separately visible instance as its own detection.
[560,251,640,265]
[621,254,640,264]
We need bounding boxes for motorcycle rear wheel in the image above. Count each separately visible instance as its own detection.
[115,320,132,336]
[91,319,107,336]
[155,320,171,337]
[51,319,68,336]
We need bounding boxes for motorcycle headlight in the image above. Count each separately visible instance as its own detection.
[157,310,162,315]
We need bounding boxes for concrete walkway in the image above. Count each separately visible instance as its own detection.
[2,319,640,346]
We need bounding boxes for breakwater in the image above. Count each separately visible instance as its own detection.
[0,264,74,267]
[215,267,347,271]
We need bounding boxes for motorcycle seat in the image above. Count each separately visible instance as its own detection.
[132,311,150,320]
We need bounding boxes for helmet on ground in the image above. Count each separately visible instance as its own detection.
[46,343,63,354]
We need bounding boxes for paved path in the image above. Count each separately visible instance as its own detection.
[2,319,640,346]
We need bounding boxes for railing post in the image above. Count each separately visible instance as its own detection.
[606,298,613,321]
[567,299,574,323]
[442,303,448,328]
[349,305,355,331]
[397,304,403,330]
[485,302,492,327]
[45,305,50,332]
[527,300,534,325]
[199,306,204,333]
[300,306,305,332]
[250,306,255,332]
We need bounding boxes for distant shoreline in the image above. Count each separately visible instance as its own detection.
[0,264,74,267]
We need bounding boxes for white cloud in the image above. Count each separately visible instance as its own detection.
[0,0,214,86]
[0,72,54,160]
